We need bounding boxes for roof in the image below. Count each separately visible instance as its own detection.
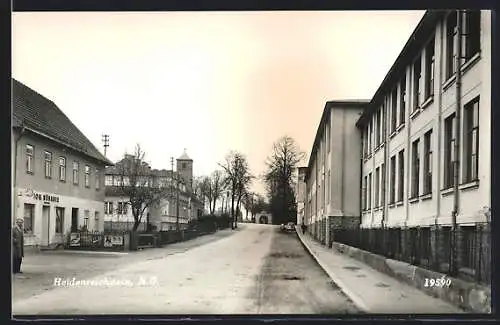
[305,100,370,181]
[12,79,114,166]
[177,148,192,161]
[356,10,447,128]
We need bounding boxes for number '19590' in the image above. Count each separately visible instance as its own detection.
[424,276,451,287]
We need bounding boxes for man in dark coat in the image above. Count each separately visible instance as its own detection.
[12,217,24,274]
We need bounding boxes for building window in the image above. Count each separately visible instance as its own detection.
[326,122,331,153]
[391,88,398,132]
[381,163,386,207]
[375,110,381,147]
[44,151,52,178]
[381,104,386,143]
[363,128,368,158]
[375,167,380,208]
[464,10,481,61]
[413,56,421,111]
[84,210,89,228]
[425,37,435,99]
[326,170,330,204]
[104,202,113,214]
[463,97,479,183]
[95,211,100,225]
[182,162,187,169]
[73,161,79,185]
[398,150,405,202]
[95,169,100,190]
[26,145,34,174]
[411,139,420,198]
[390,156,396,204]
[367,173,372,210]
[105,175,113,186]
[446,11,458,79]
[84,165,90,188]
[369,121,373,153]
[117,202,124,215]
[59,157,66,181]
[423,130,433,195]
[55,207,64,234]
[363,176,368,210]
[23,203,34,234]
[444,114,456,188]
[399,76,406,126]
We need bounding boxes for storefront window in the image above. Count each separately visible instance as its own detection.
[55,207,65,234]
[23,203,34,234]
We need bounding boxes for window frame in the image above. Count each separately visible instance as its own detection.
[399,76,406,126]
[411,139,420,198]
[84,165,91,188]
[413,56,422,111]
[26,144,34,174]
[73,161,80,185]
[44,151,53,178]
[23,203,35,234]
[423,130,433,195]
[59,157,66,182]
[398,150,405,202]
[446,11,458,80]
[95,168,100,190]
[390,155,396,204]
[444,113,456,189]
[463,97,480,183]
[425,37,435,99]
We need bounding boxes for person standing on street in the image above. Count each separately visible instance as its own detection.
[12,217,24,274]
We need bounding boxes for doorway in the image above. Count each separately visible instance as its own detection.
[259,215,269,224]
[41,205,50,246]
[71,208,79,232]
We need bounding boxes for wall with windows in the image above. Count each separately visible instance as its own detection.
[13,132,107,245]
[15,133,105,202]
[360,10,490,229]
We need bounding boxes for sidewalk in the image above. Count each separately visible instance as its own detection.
[295,227,463,314]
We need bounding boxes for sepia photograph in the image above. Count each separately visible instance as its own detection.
[11,9,491,316]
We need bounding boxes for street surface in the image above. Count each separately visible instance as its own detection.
[12,223,358,315]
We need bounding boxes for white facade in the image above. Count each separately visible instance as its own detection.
[360,10,491,229]
[16,188,104,246]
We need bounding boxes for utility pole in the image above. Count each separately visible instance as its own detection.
[171,157,180,231]
[102,134,110,157]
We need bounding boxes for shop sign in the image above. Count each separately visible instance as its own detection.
[23,188,60,203]
[104,235,123,247]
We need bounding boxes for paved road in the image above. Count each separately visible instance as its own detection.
[12,223,357,315]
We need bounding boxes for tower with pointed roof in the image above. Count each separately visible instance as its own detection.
[176,148,193,192]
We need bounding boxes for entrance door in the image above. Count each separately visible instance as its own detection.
[41,205,50,246]
[71,208,79,232]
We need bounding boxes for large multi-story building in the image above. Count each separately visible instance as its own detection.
[357,9,490,230]
[304,10,491,278]
[12,79,113,247]
[304,100,369,244]
[104,150,204,231]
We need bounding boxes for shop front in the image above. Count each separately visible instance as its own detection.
[14,187,105,247]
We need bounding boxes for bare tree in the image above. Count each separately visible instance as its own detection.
[116,144,172,231]
[219,151,253,229]
[264,136,305,225]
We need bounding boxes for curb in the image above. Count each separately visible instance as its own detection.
[295,227,370,313]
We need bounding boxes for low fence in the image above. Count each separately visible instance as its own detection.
[65,230,127,251]
[331,222,491,285]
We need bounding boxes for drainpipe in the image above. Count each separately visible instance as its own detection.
[382,98,389,230]
[359,126,364,227]
[451,9,463,276]
[13,126,26,224]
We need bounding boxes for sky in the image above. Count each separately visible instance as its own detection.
[12,10,425,195]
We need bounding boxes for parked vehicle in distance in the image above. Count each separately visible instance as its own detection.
[284,222,295,232]
[280,223,286,231]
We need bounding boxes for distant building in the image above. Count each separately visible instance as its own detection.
[12,79,113,247]
[296,167,308,226]
[255,211,272,225]
[104,149,204,231]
